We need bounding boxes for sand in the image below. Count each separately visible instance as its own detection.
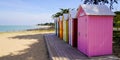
[0,30,54,60]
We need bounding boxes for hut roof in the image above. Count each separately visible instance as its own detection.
[69,10,77,18]
[59,16,63,21]
[79,5,115,16]
[63,14,69,20]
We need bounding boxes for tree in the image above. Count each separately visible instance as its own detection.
[52,12,63,19]
[83,0,118,10]
[114,11,120,30]
[60,8,69,14]
[52,8,75,19]
[52,8,70,19]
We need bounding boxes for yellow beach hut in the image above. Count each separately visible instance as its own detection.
[63,14,69,43]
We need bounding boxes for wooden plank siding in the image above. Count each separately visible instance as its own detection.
[44,34,120,60]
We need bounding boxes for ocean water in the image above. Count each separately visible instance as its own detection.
[0,25,39,32]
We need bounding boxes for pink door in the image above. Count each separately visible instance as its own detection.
[78,16,88,55]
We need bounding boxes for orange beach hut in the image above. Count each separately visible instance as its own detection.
[59,16,63,39]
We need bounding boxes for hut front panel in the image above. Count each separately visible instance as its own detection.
[88,16,113,56]
[55,21,57,35]
[63,21,67,41]
[60,21,63,39]
[69,18,73,45]
[58,20,60,37]
[63,20,69,43]
[66,20,69,43]
[56,21,59,36]
[72,19,78,47]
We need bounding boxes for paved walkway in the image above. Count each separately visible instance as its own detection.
[45,34,120,60]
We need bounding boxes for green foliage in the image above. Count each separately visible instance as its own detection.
[113,11,120,48]
[60,8,69,14]
[52,8,70,19]
[114,11,120,27]
[52,12,63,18]
[83,0,118,10]
[113,31,120,45]
[37,23,55,26]
[114,11,120,14]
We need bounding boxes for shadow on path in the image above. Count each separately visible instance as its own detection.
[0,34,49,60]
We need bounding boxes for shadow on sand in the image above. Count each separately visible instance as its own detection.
[0,34,49,60]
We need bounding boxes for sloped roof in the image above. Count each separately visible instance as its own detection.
[57,17,59,21]
[63,14,69,20]
[80,5,115,16]
[69,9,77,18]
[53,17,57,20]
[59,16,63,21]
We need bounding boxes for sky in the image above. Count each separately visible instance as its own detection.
[0,0,120,25]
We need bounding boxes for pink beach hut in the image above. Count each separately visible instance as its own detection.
[77,5,115,57]
[69,10,78,47]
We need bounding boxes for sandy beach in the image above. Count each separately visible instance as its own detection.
[0,30,54,60]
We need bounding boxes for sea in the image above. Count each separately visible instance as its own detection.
[0,25,41,32]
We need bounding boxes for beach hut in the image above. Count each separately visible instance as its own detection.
[69,10,78,47]
[77,5,115,57]
[58,17,61,37]
[59,16,63,39]
[54,18,57,35]
[56,17,59,37]
[63,14,69,43]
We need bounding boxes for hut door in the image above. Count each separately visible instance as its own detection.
[78,17,86,42]
[78,16,87,53]
[69,18,73,46]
